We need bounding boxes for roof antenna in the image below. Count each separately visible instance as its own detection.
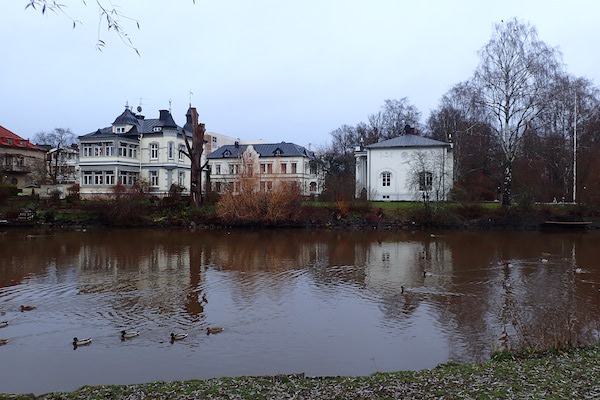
[125,100,130,110]
[169,99,172,112]
[188,90,194,107]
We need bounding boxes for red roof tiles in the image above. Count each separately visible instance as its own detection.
[0,125,44,150]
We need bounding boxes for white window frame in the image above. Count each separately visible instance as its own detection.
[119,143,128,157]
[83,144,92,157]
[150,143,159,160]
[115,126,126,134]
[105,171,115,185]
[168,141,174,160]
[178,171,185,186]
[178,145,185,162]
[149,170,159,187]
[83,172,92,185]
[381,171,391,187]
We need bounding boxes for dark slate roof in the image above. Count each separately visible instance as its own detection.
[207,142,315,159]
[113,108,140,127]
[80,108,191,139]
[156,110,178,128]
[367,134,451,149]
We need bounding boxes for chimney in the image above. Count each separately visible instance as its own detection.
[159,109,170,121]
[234,141,239,148]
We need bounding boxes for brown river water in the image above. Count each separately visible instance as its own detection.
[0,228,599,394]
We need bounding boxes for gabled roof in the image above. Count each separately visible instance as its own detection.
[207,142,315,159]
[0,125,44,150]
[367,134,451,149]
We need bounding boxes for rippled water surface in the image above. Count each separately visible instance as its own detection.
[0,228,599,394]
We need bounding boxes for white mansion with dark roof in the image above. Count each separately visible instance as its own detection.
[78,107,202,198]
[207,142,324,196]
[355,134,453,201]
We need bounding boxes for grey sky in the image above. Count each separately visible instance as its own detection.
[2,0,599,149]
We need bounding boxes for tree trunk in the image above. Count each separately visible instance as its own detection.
[189,109,206,208]
[502,162,512,206]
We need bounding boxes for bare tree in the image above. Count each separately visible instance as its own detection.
[473,18,562,205]
[180,108,207,208]
[25,0,141,53]
[407,150,453,204]
[33,127,77,184]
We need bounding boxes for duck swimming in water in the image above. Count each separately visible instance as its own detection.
[73,337,92,346]
[0,321,8,329]
[20,305,36,312]
[120,330,140,339]
[170,332,188,341]
[206,327,224,335]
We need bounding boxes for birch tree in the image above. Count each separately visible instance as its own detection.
[474,18,562,205]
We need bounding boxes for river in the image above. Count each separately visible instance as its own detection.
[0,228,598,394]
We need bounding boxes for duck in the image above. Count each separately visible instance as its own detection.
[73,337,92,346]
[423,271,433,277]
[20,305,36,312]
[0,321,8,329]
[120,330,140,339]
[201,294,208,304]
[170,332,188,341]
[540,258,549,263]
[206,327,224,335]
[0,339,8,345]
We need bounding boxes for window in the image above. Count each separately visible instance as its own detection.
[105,171,115,185]
[179,145,185,161]
[119,143,128,157]
[419,172,433,191]
[94,146,102,157]
[215,164,221,174]
[281,163,287,173]
[115,126,126,134]
[310,182,317,192]
[310,164,317,175]
[215,182,221,193]
[168,142,174,160]
[291,163,297,174]
[6,138,12,145]
[83,172,92,185]
[129,145,137,158]
[153,127,162,132]
[260,181,266,191]
[150,143,159,160]
[119,171,128,184]
[267,164,272,174]
[178,171,185,186]
[233,182,240,193]
[229,163,239,174]
[150,170,159,186]
[93,172,103,185]
[104,142,114,156]
[381,171,391,187]
[266,181,273,191]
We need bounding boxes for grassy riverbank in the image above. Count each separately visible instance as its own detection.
[3,344,598,399]
[2,193,600,230]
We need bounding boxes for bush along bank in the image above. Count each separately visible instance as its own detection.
[2,195,600,230]
[2,343,599,399]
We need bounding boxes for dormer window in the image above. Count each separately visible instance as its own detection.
[153,127,162,132]
[273,147,283,156]
[223,150,231,157]
[115,126,126,134]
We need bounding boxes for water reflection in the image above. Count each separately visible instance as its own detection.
[0,228,598,394]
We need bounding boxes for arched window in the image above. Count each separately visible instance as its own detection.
[381,171,391,187]
[419,171,433,190]
[310,182,317,192]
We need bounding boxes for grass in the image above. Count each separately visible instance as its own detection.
[2,344,598,399]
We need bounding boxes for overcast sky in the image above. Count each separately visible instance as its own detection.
[2,0,600,149]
